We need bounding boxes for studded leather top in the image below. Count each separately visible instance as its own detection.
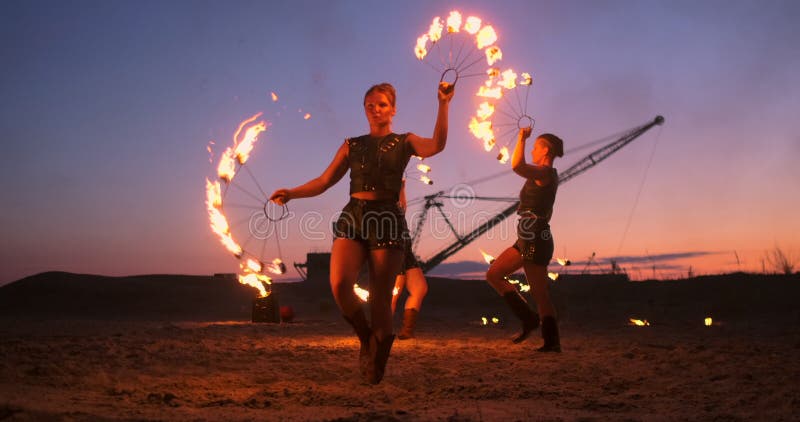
[347,133,414,199]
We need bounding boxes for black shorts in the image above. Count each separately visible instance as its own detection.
[333,198,408,250]
[511,217,554,265]
[401,241,420,273]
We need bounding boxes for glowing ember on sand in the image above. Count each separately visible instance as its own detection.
[629,318,650,326]
[705,317,713,326]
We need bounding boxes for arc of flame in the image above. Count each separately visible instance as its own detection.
[446,11,462,33]
[464,16,482,34]
[428,17,444,42]
[497,146,509,163]
[485,46,502,66]
[629,318,650,326]
[205,179,242,257]
[476,25,497,49]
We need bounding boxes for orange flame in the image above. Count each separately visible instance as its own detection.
[487,68,500,78]
[477,85,502,99]
[469,117,494,144]
[476,25,497,49]
[417,163,431,173]
[521,72,532,86]
[629,318,650,326]
[415,34,429,60]
[303,113,311,120]
[244,258,263,273]
[498,69,517,89]
[485,46,502,66]
[446,11,462,33]
[464,16,482,35]
[266,258,286,275]
[497,146,509,163]
[217,147,237,182]
[420,175,433,185]
[238,272,270,297]
[206,140,215,164]
[705,317,713,326]
[354,284,370,302]
[205,179,242,257]
[557,258,572,266]
[548,272,559,281]
[270,92,278,102]
[480,249,495,264]
[428,17,444,42]
[476,102,495,120]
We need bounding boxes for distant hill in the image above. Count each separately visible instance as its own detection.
[0,272,258,320]
[0,271,797,324]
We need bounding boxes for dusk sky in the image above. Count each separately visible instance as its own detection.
[1,0,798,285]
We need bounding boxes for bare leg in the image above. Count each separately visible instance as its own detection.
[330,238,367,316]
[522,263,556,318]
[391,273,406,314]
[367,248,403,340]
[523,262,560,352]
[486,246,523,294]
[402,267,428,310]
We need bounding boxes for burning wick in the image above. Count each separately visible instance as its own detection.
[629,318,650,326]
[704,317,713,326]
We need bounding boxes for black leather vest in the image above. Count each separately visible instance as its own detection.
[348,133,413,198]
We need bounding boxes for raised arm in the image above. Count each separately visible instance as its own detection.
[269,142,349,205]
[407,82,455,158]
[511,128,554,184]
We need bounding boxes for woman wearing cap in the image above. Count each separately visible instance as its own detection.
[485,127,564,352]
[270,81,455,383]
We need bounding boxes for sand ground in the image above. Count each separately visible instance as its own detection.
[2,313,799,421]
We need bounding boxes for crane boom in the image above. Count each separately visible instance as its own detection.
[419,115,664,274]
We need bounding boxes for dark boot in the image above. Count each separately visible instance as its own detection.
[503,291,540,344]
[365,334,395,384]
[397,308,419,340]
[537,316,561,353]
[343,308,371,376]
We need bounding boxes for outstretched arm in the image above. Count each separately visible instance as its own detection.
[269,142,349,205]
[511,128,553,183]
[407,82,455,158]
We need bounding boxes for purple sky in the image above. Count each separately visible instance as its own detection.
[1,0,799,285]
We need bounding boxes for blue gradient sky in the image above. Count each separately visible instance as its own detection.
[1,0,798,284]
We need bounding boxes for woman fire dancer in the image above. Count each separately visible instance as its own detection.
[270,81,454,383]
[485,127,564,352]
